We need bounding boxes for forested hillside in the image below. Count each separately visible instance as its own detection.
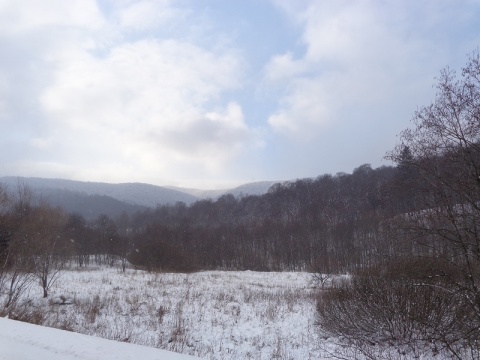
[0,161,427,273]
[127,164,400,272]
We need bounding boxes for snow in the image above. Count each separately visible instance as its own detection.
[0,317,199,360]
[1,266,340,359]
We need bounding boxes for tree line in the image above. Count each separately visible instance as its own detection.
[1,161,420,280]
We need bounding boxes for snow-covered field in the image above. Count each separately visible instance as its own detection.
[0,317,199,360]
[2,266,336,359]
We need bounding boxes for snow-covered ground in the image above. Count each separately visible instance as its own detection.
[1,266,339,359]
[0,317,199,360]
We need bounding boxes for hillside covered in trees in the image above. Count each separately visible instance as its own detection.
[0,162,415,273]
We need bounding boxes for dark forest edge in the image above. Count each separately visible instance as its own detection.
[1,163,401,275]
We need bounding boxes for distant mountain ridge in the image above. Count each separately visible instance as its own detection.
[0,177,277,219]
[166,181,277,199]
[0,177,198,207]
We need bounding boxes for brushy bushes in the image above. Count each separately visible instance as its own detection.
[317,258,480,359]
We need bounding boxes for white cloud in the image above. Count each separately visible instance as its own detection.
[268,77,331,133]
[0,0,261,185]
[265,0,478,137]
[151,102,257,168]
[2,0,479,186]
[116,0,183,31]
[40,35,254,181]
[0,72,7,121]
[0,0,104,34]
[264,52,306,82]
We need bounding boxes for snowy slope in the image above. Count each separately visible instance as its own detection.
[0,317,200,360]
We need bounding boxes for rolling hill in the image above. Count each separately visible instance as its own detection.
[0,177,277,220]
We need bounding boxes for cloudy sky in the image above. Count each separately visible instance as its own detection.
[1,0,479,189]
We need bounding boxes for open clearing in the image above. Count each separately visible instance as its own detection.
[3,266,337,359]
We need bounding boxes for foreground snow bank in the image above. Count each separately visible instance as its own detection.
[0,317,200,360]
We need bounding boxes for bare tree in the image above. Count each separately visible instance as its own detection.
[316,50,480,360]
[19,205,71,298]
[0,184,10,269]
[0,183,35,312]
[1,252,34,309]
[317,259,475,359]
[0,184,11,308]
[65,213,91,267]
[384,49,480,356]
[115,212,132,272]
[388,49,480,324]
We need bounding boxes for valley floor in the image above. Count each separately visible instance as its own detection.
[2,266,337,359]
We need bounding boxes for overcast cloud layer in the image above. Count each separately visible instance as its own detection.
[1,0,479,188]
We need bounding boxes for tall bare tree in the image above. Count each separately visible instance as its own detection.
[19,205,71,298]
[0,183,35,311]
[386,49,480,355]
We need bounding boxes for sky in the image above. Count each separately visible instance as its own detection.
[1,0,480,189]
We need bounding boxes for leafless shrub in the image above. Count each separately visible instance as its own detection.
[85,295,102,323]
[167,301,187,352]
[126,293,142,314]
[8,304,46,325]
[312,272,333,289]
[1,265,34,309]
[384,50,480,359]
[58,317,76,332]
[108,322,134,343]
[265,303,276,321]
[157,305,168,324]
[225,302,241,317]
[271,339,292,359]
[317,258,480,359]
[49,310,76,332]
